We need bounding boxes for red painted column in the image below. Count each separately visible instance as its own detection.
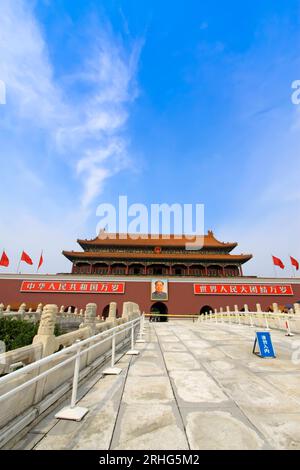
[126,265,129,275]
[205,266,208,277]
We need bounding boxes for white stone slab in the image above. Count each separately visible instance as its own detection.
[103,367,122,375]
[55,406,89,422]
[244,412,300,450]
[126,350,140,355]
[114,404,188,450]
[123,376,173,404]
[186,411,264,450]
[164,352,200,371]
[170,370,228,403]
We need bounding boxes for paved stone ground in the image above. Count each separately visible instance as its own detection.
[14,320,300,450]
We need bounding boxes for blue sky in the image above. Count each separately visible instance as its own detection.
[1,0,300,276]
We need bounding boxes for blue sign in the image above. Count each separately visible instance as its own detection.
[253,332,276,358]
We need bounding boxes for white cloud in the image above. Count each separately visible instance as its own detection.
[0,0,142,210]
[0,0,66,127]
[0,1,143,273]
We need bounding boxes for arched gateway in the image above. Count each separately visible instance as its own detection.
[200,305,213,315]
[150,302,168,322]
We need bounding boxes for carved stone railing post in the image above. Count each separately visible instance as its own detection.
[122,302,133,321]
[132,303,141,318]
[234,305,239,324]
[293,304,300,333]
[254,303,261,326]
[36,303,43,314]
[80,303,97,335]
[272,303,279,314]
[294,303,300,315]
[32,304,58,357]
[214,308,218,323]
[244,304,251,326]
[108,302,117,324]
[32,304,58,404]
[0,303,4,318]
[5,305,10,313]
[59,305,65,314]
[34,303,42,322]
[226,306,231,323]
[18,302,26,318]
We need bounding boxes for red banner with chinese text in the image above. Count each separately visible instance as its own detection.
[194,284,293,296]
[20,281,125,294]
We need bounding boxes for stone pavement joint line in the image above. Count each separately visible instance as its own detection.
[13,321,300,450]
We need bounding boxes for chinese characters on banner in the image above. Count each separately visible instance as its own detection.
[20,281,125,294]
[254,332,276,358]
[261,334,271,355]
[194,284,293,296]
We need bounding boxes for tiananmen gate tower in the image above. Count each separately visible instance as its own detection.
[0,230,299,317]
[63,230,252,278]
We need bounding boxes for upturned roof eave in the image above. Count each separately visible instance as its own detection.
[76,238,238,251]
[63,250,252,264]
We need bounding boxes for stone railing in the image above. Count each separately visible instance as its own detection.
[0,343,43,375]
[0,301,141,446]
[0,301,141,373]
[0,302,85,326]
[198,302,300,334]
[0,302,43,322]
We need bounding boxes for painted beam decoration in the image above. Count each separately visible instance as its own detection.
[20,280,125,294]
[194,283,293,296]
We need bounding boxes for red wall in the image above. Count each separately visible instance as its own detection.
[1,277,300,315]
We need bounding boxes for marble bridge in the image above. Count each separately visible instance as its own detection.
[9,319,300,450]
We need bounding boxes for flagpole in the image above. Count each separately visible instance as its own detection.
[36,250,43,274]
[0,248,4,270]
[289,254,296,278]
[271,255,277,278]
[16,250,22,274]
[3,248,7,272]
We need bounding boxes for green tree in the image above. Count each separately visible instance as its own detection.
[0,318,61,351]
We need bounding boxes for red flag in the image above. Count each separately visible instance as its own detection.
[272,255,285,269]
[0,251,9,267]
[21,251,33,265]
[290,256,299,271]
[38,252,43,270]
